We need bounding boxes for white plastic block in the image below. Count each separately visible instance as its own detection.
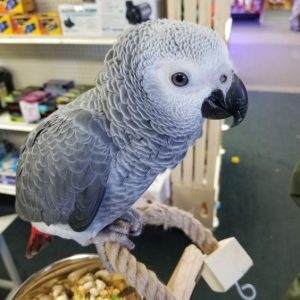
[202,237,253,292]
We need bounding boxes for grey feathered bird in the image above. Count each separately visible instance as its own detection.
[15,19,247,256]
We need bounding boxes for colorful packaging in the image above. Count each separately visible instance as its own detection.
[39,96,57,119]
[55,84,92,108]
[0,0,35,15]
[20,90,48,123]
[44,79,74,96]
[11,13,40,35]
[5,82,90,123]
[5,91,24,122]
[0,14,12,34]
[5,86,50,122]
[0,149,19,185]
[38,12,62,36]
[56,92,77,108]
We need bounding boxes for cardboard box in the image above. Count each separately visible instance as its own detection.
[38,13,62,36]
[0,14,13,34]
[58,4,102,36]
[11,14,40,35]
[100,0,164,36]
[0,0,35,15]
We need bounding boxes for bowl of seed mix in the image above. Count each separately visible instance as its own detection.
[12,254,141,300]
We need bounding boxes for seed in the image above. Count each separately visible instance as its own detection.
[52,285,64,297]
[96,279,106,291]
[83,281,93,290]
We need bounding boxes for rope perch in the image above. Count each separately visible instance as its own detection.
[95,204,218,300]
[136,204,218,254]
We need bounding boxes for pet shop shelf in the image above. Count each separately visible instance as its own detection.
[0,112,36,132]
[0,183,16,195]
[0,36,117,45]
[231,0,265,20]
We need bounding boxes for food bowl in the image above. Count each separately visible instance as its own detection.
[12,254,140,300]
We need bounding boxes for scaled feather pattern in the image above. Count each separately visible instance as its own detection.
[16,19,234,244]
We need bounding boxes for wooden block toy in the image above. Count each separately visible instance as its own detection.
[201,237,253,292]
[167,244,204,299]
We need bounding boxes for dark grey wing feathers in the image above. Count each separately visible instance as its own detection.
[68,179,105,231]
[16,108,113,232]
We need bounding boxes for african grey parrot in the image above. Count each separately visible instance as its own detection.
[15,19,247,257]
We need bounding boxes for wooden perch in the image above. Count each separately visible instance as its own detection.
[167,245,204,300]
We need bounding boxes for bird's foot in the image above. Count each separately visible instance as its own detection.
[93,209,143,272]
[117,208,143,236]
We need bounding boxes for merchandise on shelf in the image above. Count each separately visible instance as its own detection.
[0,0,35,15]
[56,84,93,108]
[101,0,163,36]
[0,14,13,34]
[0,140,19,186]
[0,67,14,110]
[11,13,40,35]
[5,86,39,122]
[38,12,62,36]
[58,4,102,36]
[231,0,264,19]
[39,96,57,119]
[19,90,48,123]
[44,79,75,96]
[4,81,93,123]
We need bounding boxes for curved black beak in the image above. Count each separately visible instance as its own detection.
[201,74,248,127]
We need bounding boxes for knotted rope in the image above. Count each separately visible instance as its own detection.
[94,204,217,300]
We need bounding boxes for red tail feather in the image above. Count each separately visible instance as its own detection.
[26,226,53,259]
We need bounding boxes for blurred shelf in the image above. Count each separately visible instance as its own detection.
[0,36,117,45]
[0,184,16,196]
[0,113,37,132]
[231,0,265,20]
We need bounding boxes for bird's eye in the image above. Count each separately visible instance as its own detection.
[171,72,189,87]
[220,74,227,83]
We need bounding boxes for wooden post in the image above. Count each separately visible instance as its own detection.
[198,0,212,27]
[214,0,231,39]
[194,121,207,187]
[167,0,182,20]
[182,147,194,186]
[168,0,231,228]
[167,245,204,299]
[183,0,197,23]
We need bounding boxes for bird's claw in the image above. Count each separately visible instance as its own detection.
[118,209,143,236]
[93,209,143,272]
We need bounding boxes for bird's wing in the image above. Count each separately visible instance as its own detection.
[16,108,114,232]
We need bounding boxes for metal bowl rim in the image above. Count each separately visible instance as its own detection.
[12,253,100,299]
